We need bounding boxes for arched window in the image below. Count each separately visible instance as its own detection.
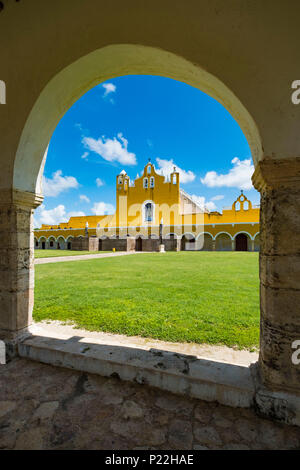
[145,202,153,222]
[150,176,155,188]
[143,177,148,189]
[147,165,151,174]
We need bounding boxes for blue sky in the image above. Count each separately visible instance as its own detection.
[34,75,259,227]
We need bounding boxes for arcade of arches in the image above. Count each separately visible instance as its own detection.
[34,164,260,253]
[1,1,300,427]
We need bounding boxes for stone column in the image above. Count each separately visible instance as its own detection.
[212,240,216,251]
[251,239,255,252]
[252,158,300,394]
[231,240,235,251]
[0,189,43,355]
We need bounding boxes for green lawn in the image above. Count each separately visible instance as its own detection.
[35,250,107,258]
[33,252,259,350]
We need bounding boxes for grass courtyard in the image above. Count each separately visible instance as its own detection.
[33,252,259,350]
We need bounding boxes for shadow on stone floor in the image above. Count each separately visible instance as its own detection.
[0,357,300,449]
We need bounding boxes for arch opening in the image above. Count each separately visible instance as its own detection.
[13,44,262,196]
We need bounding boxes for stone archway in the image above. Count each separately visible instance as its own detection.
[196,233,214,251]
[215,233,232,251]
[181,233,195,251]
[235,233,248,252]
[0,8,299,424]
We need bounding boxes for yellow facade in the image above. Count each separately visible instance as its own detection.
[34,163,260,251]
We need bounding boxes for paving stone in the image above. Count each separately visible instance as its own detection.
[121,400,144,419]
[0,357,300,450]
[258,420,286,448]
[32,401,59,422]
[155,394,193,416]
[194,404,212,424]
[168,419,193,449]
[0,400,17,418]
[0,431,17,449]
[224,443,251,450]
[236,418,258,442]
[194,425,222,446]
[15,427,48,450]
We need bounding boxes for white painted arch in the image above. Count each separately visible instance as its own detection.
[164,232,179,239]
[13,44,262,195]
[233,231,254,241]
[195,232,214,240]
[182,232,196,240]
[214,231,234,241]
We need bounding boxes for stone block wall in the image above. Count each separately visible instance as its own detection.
[72,236,99,251]
[141,238,160,252]
[101,237,135,251]
[163,238,181,251]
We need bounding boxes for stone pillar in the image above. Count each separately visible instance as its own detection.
[212,240,216,251]
[251,239,255,252]
[252,158,300,394]
[231,240,235,251]
[0,190,43,355]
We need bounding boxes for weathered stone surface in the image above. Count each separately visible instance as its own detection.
[256,169,300,395]
[0,358,300,450]
[235,418,257,442]
[15,427,48,450]
[32,401,59,422]
[0,200,36,343]
[194,404,213,424]
[0,400,16,418]
[194,425,222,446]
[155,395,193,416]
[121,400,144,419]
[168,419,193,449]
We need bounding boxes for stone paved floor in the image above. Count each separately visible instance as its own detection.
[1,358,300,450]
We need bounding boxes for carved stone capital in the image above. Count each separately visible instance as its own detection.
[252,157,300,192]
[0,189,43,209]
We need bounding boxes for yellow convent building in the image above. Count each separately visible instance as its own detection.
[34,162,260,252]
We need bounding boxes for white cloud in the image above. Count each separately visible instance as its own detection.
[43,170,79,197]
[205,201,218,212]
[91,202,115,215]
[102,83,116,96]
[83,133,136,166]
[155,158,196,184]
[211,194,224,201]
[80,194,90,203]
[35,204,86,227]
[39,204,67,225]
[68,211,85,218]
[201,158,254,190]
[190,195,217,212]
[81,151,89,159]
[96,178,105,187]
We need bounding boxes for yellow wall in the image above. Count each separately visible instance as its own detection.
[34,163,259,243]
